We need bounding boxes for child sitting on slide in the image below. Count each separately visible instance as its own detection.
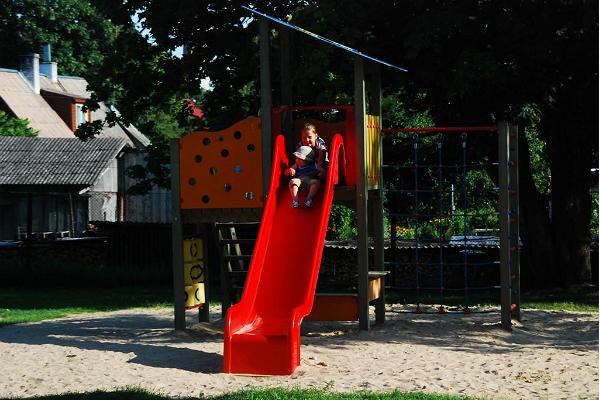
[296,123,328,175]
[285,146,325,208]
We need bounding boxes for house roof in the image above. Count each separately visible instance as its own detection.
[0,68,150,148]
[0,69,74,138]
[0,136,126,186]
[39,75,151,148]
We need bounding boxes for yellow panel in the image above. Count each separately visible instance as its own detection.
[179,117,263,209]
[183,239,203,262]
[366,115,381,190]
[184,261,205,285]
[184,283,205,309]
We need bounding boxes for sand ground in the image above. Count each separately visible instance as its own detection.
[0,305,597,399]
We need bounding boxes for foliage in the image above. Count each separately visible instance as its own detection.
[0,110,38,137]
[0,0,118,76]
[327,204,357,240]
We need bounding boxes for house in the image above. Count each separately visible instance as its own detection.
[0,48,170,241]
[0,136,126,239]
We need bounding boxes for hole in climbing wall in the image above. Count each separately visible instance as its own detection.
[202,195,210,203]
[221,149,230,158]
[209,167,218,175]
[234,165,243,174]
[188,177,196,186]
[247,144,255,152]
[203,137,211,146]
[194,155,202,163]
[245,192,254,200]
[219,136,224,142]
[233,131,242,139]
[224,183,232,192]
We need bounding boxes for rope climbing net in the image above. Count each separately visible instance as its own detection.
[382,126,505,314]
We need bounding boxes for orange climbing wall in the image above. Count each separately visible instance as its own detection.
[179,117,263,209]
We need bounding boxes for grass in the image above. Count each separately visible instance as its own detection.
[0,387,477,400]
[0,284,597,327]
[0,286,174,326]
[386,285,598,313]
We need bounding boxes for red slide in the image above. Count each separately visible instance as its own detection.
[224,133,346,375]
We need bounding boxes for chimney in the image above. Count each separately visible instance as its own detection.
[19,53,40,94]
[39,43,58,83]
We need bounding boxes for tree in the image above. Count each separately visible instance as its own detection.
[0,111,38,137]
[0,0,118,76]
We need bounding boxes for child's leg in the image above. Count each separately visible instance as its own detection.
[289,178,301,198]
[305,179,321,207]
[307,179,320,199]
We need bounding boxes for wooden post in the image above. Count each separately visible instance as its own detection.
[259,17,272,199]
[354,56,370,330]
[366,63,385,324]
[198,223,210,323]
[171,140,185,330]
[509,124,521,321]
[498,122,512,331]
[280,26,293,149]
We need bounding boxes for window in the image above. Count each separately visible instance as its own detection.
[75,104,90,127]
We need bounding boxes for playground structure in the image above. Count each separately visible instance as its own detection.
[170,7,520,376]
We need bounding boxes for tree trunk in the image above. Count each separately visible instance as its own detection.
[545,118,593,286]
[518,129,556,288]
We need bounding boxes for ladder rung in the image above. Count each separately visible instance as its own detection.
[224,255,252,260]
[215,222,260,228]
[218,239,256,245]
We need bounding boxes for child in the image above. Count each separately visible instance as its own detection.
[285,146,325,208]
[296,123,327,178]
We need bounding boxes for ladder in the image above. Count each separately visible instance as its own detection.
[215,222,259,317]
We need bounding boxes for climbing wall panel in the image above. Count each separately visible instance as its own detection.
[179,117,263,209]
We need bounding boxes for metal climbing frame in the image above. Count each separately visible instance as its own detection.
[381,123,519,330]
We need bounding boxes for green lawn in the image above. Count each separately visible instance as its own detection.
[0,285,597,327]
[1,387,476,400]
[386,285,598,313]
[0,286,173,326]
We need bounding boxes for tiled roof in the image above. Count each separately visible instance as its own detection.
[39,75,151,148]
[0,69,74,138]
[0,137,126,186]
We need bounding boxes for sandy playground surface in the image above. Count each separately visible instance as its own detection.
[0,305,597,400]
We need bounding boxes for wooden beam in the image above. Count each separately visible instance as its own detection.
[354,56,370,331]
[259,18,272,199]
[509,124,521,321]
[498,122,512,331]
[170,140,185,330]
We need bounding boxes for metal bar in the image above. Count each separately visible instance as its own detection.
[354,56,370,330]
[383,163,499,169]
[498,122,512,331]
[170,140,185,330]
[277,105,354,112]
[242,5,408,73]
[383,126,498,133]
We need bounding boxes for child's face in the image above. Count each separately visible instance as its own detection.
[301,129,318,147]
[296,156,308,166]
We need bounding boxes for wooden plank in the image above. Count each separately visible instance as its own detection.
[498,122,512,331]
[509,124,521,321]
[306,294,359,321]
[259,17,272,199]
[170,140,185,330]
[354,55,370,331]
